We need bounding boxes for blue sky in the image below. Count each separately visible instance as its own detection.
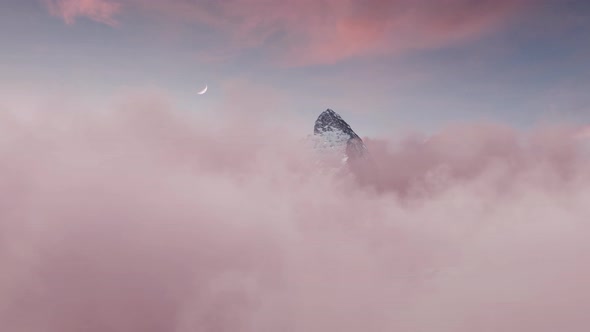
[1,0,589,137]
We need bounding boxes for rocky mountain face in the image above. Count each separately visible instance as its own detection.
[312,109,376,183]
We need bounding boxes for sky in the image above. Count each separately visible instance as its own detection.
[5,2,590,331]
[1,0,590,137]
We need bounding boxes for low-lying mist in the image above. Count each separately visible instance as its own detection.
[1,94,590,331]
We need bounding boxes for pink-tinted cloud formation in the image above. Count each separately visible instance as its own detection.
[43,0,122,26]
[2,91,590,331]
[43,0,529,65]
[138,0,529,66]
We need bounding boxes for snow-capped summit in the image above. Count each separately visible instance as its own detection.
[311,109,375,181]
[314,109,361,140]
[313,109,369,162]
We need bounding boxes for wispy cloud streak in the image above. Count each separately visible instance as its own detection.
[43,0,122,26]
[42,0,530,65]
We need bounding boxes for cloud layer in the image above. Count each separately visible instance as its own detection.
[2,92,590,331]
[43,0,529,65]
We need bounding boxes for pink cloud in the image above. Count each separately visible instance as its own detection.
[2,91,590,330]
[128,0,529,66]
[574,126,590,140]
[43,0,122,26]
[41,0,530,65]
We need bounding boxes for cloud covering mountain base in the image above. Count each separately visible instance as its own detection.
[1,95,590,331]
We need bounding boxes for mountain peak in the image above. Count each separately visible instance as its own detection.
[314,109,361,140]
[313,108,369,162]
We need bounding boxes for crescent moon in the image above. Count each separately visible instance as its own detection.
[197,85,208,95]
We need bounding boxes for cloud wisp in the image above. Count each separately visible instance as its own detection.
[43,0,122,26]
[42,0,530,66]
